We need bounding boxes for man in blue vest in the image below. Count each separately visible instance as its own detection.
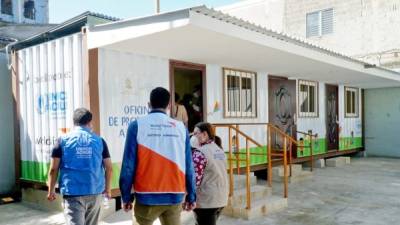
[47,108,113,225]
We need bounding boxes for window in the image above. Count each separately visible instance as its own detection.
[1,0,12,15]
[224,68,256,117]
[345,87,359,117]
[298,80,318,117]
[306,8,333,37]
[24,0,35,20]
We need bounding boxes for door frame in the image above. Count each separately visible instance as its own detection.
[169,60,207,122]
[325,84,339,151]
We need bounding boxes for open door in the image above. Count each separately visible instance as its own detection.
[170,60,206,133]
[326,84,339,151]
[268,76,297,151]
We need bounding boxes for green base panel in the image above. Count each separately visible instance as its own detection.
[297,138,327,158]
[339,137,362,151]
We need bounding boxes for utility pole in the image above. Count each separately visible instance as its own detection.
[155,0,160,14]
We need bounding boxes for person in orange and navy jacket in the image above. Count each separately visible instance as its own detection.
[119,87,196,225]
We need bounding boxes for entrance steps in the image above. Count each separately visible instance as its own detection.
[326,156,351,167]
[223,174,288,220]
[272,164,313,183]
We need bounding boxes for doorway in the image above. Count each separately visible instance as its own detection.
[326,84,339,151]
[170,60,206,132]
[268,76,297,152]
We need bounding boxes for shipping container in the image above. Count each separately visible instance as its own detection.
[17,33,84,183]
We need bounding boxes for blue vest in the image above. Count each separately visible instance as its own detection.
[59,126,105,196]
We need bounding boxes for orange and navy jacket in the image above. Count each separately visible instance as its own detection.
[119,110,196,205]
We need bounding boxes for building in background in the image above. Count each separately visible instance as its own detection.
[220,0,400,71]
[0,0,51,196]
[221,0,400,157]
[0,0,48,24]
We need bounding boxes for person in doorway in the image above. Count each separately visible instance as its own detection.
[119,87,196,225]
[191,85,203,126]
[172,92,189,127]
[47,108,113,225]
[191,122,228,225]
[181,93,196,132]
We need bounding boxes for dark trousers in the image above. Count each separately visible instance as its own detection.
[193,207,224,225]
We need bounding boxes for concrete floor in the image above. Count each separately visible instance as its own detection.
[1,157,399,225]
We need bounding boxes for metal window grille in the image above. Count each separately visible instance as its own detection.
[299,80,318,117]
[345,87,359,117]
[224,68,256,118]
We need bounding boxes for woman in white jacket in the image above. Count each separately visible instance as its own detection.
[190,122,228,225]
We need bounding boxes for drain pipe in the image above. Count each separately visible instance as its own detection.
[155,0,160,14]
[4,38,18,70]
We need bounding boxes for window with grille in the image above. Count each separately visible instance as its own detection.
[1,0,13,15]
[306,8,334,37]
[298,80,318,117]
[224,68,257,118]
[345,87,359,117]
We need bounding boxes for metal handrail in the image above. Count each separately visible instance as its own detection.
[213,123,296,209]
[296,130,316,171]
[214,124,259,209]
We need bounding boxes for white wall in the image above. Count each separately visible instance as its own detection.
[338,85,362,149]
[296,81,327,139]
[97,50,271,159]
[98,48,170,163]
[206,64,269,148]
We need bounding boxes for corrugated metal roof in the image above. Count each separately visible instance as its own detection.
[86,12,121,22]
[191,6,398,75]
[10,11,120,51]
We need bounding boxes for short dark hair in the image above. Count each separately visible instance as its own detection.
[175,92,180,102]
[150,87,170,109]
[73,108,92,126]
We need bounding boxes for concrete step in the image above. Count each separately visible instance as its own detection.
[272,164,303,177]
[22,188,116,219]
[232,174,257,190]
[303,158,326,168]
[326,156,351,167]
[228,185,272,206]
[272,170,313,183]
[223,195,288,220]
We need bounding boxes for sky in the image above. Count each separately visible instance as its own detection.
[49,0,240,23]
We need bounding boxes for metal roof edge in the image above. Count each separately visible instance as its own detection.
[91,6,202,30]
[9,11,120,51]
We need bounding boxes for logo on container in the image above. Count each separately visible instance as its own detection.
[37,91,67,115]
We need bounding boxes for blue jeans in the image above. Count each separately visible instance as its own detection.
[63,194,102,225]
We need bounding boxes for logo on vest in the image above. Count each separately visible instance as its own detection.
[76,134,93,159]
[77,133,91,146]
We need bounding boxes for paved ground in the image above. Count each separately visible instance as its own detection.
[1,157,400,225]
